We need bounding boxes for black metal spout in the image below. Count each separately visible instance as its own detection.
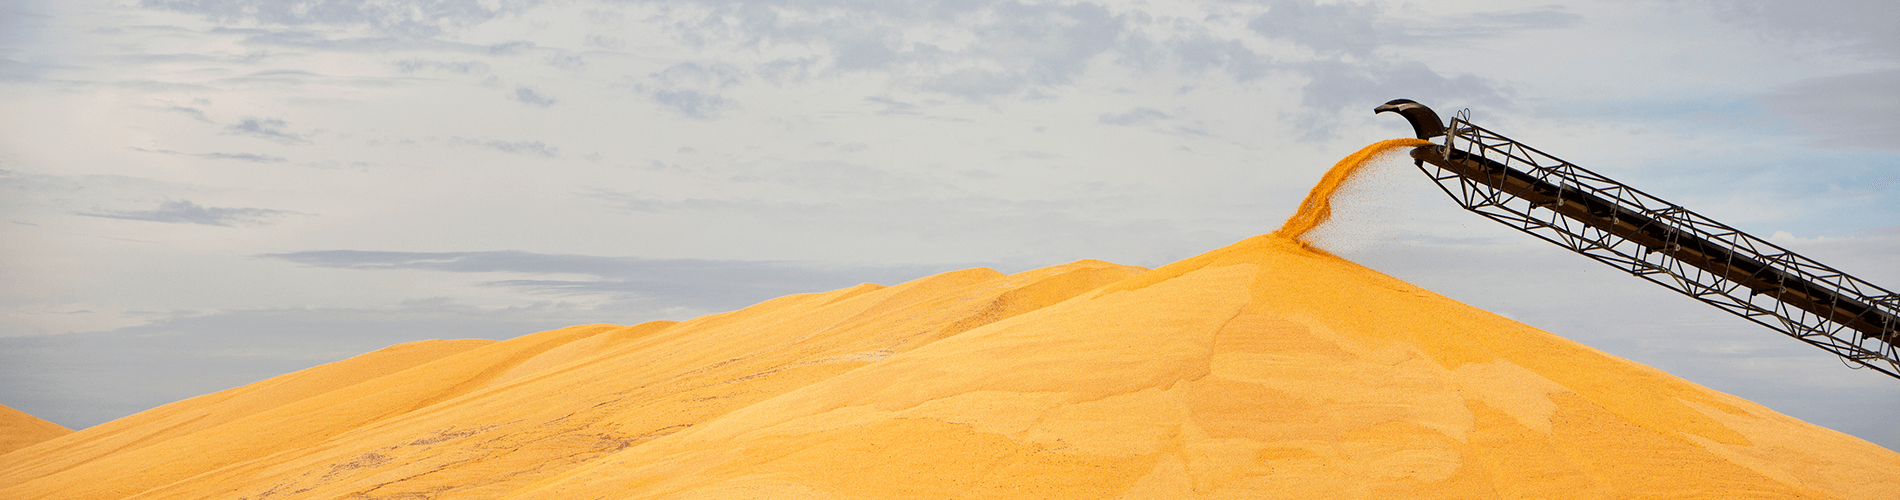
[1374,99,1446,140]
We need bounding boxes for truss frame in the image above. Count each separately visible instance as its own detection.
[1419,111,1900,378]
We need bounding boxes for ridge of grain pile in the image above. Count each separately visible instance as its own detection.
[0,404,72,457]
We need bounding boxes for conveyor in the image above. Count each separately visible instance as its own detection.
[1377,99,1900,378]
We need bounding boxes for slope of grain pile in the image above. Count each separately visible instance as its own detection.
[0,261,1147,499]
[502,234,1900,499]
[0,404,71,457]
[3,140,1896,499]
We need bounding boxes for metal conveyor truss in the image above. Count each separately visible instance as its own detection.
[1381,101,1900,379]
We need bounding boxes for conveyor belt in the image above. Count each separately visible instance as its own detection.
[1378,99,1900,378]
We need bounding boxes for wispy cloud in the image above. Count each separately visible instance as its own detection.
[636,62,743,118]
[1248,0,1387,56]
[1249,2,1582,54]
[158,104,214,123]
[1165,34,1272,81]
[1763,69,1900,151]
[864,96,919,116]
[651,89,727,119]
[140,0,535,38]
[632,0,1137,100]
[511,85,556,107]
[394,58,491,74]
[78,199,299,226]
[1287,59,1506,141]
[652,62,744,88]
[620,0,1533,124]
[1704,0,1900,61]
[451,137,560,158]
[129,147,287,163]
[259,250,961,310]
[223,117,309,144]
[1099,108,1169,126]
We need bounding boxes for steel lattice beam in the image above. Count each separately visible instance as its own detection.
[1409,110,1900,379]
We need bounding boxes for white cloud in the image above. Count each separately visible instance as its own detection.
[1098,107,1168,126]
[450,137,560,158]
[1763,69,1900,151]
[1702,0,1900,60]
[394,58,490,74]
[511,85,556,107]
[139,0,536,37]
[262,249,962,309]
[223,117,310,144]
[129,147,288,163]
[650,89,727,118]
[1696,0,1900,151]
[77,200,300,227]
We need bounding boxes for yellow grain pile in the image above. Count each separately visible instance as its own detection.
[2,140,1896,498]
[0,404,72,457]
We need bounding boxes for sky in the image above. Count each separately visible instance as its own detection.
[2,0,1897,449]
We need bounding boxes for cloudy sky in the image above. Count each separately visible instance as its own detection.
[3,0,1897,448]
